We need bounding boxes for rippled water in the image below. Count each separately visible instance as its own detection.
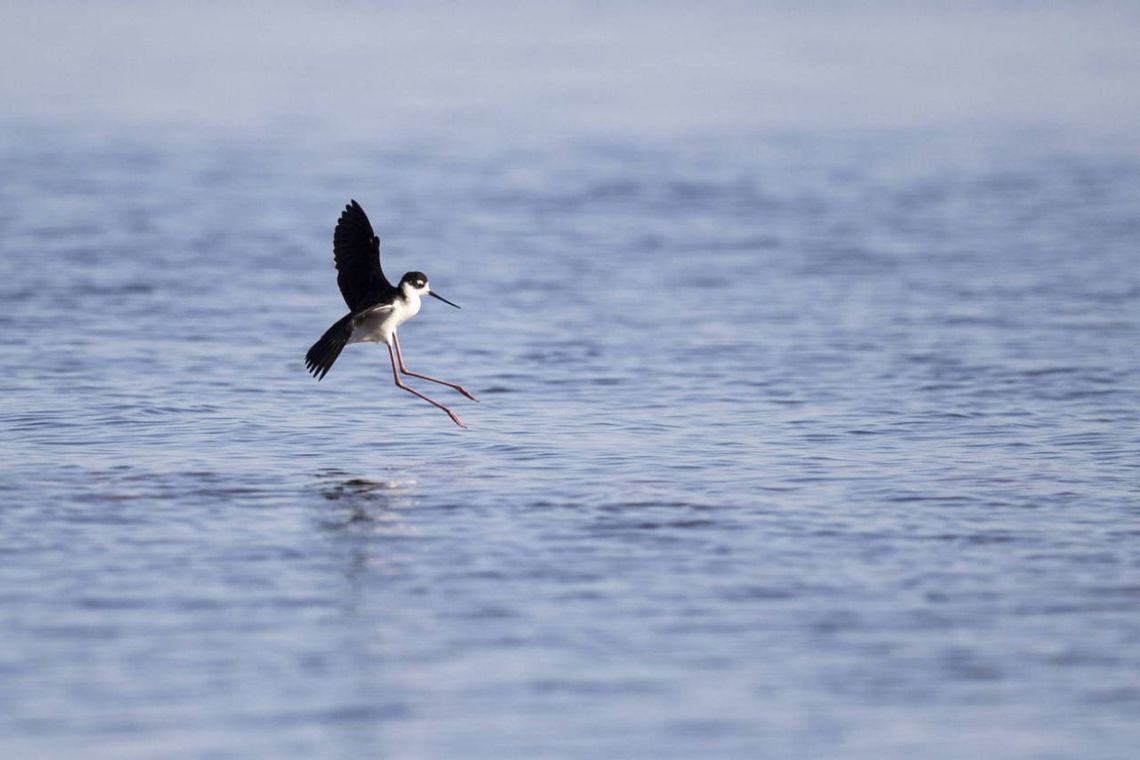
[2,123,1138,759]
[3,4,1140,758]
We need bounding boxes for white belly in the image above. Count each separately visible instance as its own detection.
[348,297,421,345]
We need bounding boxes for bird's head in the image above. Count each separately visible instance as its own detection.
[400,271,460,308]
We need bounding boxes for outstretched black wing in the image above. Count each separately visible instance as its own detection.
[333,200,393,311]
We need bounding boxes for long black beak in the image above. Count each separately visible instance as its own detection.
[429,291,461,309]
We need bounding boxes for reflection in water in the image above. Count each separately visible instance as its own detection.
[317,472,416,530]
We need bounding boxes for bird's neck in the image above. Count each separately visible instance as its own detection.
[399,284,421,308]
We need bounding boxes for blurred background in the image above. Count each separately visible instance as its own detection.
[2,2,1139,758]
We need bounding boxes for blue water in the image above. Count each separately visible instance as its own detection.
[3,4,1140,758]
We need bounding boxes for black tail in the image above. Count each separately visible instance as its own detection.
[305,314,354,380]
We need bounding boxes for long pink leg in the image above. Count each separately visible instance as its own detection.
[393,333,479,402]
[387,343,467,428]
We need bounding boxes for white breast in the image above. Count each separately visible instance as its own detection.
[348,292,421,346]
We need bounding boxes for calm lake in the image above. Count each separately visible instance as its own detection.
[2,3,1139,758]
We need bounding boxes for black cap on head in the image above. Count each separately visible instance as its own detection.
[401,271,428,289]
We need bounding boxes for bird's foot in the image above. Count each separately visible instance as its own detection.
[456,386,479,403]
[447,410,468,429]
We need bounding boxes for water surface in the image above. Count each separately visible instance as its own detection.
[2,3,1140,759]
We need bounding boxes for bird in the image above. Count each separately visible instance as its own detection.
[305,200,477,428]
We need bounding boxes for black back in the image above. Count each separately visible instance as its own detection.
[333,200,394,311]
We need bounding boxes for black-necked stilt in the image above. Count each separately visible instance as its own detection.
[305,200,477,428]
